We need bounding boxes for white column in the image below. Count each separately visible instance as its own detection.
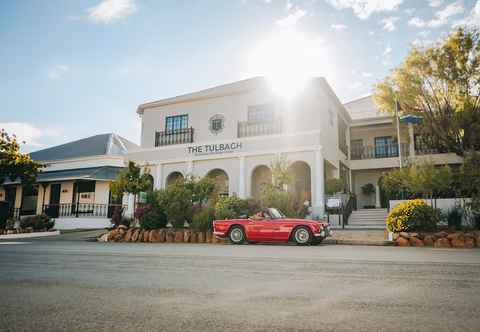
[375,184,381,208]
[314,148,325,216]
[186,160,193,175]
[155,164,163,189]
[126,193,135,218]
[408,123,415,158]
[238,156,246,198]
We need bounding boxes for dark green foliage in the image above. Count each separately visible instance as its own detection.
[20,214,54,230]
[407,205,440,232]
[361,183,375,196]
[139,206,167,230]
[191,207,215,231]
[446,207,464,230]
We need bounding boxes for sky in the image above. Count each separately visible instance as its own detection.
[0,0,479,152]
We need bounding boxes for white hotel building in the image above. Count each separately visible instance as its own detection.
[126,76,463,223]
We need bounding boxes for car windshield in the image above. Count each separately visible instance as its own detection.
[268,208,285,219]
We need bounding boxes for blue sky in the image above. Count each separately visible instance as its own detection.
[1,0,478,152]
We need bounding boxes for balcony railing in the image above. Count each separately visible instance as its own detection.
[42,203,128,219]
[351,143,409,160]
[414,141,441,155]
[155,127,194,147]
[237,120,283,138]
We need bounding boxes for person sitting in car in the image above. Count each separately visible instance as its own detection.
[250,209,271,220]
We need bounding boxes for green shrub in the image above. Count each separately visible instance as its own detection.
[408,204,440,232]
[20,214,54,230]
[214,196,258,220]
[139,206,167,230]
[325,178,344,195]
[361,183,375,196]
[191,207,215,231]
[259,185,307,218]
[446,207,463,230]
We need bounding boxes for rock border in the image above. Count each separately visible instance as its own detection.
[393,231,479,248]
[98,226,227,244]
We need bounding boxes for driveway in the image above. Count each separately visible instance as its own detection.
[1,236,479,331]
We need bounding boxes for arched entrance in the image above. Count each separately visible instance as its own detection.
[145,174,154,192]
[166,171,184,186]
[289,161,312,204]
[207,169,229,196]
[251,165,272,198]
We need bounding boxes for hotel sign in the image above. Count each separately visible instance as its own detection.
[188,142,242,156]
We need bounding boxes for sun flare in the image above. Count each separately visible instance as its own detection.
[246,29,327,100]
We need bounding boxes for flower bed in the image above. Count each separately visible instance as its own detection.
[98,225,226,244]
[393,231,480,248]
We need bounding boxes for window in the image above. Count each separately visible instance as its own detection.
[374,136,398,158]
[337,116,348,155]
[247,104,275,123]
[209,114,225,135]
[350,139,364,159]
[166,114,188,131]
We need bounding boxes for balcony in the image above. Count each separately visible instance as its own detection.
[155,127,194,147]
[42,203,128,219]
[238,120,282,138]
[351,143,409,160]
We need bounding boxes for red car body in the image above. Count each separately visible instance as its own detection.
[213,214,331,244]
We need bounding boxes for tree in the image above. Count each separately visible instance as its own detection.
[270,156,293,190]
[374,27,480,157]
[109,161,153,211]
[0,129,43,186]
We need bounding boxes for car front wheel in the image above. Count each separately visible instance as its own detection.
[229,226,245,244]
[293,227,312,245]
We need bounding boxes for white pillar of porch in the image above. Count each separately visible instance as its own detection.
[238,156,246,198]
[313,148,325,217]
[408,123,415,158]
[126,194,135,218]
[155,164,163,189]
[375,184,381,208]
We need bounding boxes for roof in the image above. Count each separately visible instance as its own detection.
[343,95,386,120]
[29,133,139,162]
[3,166,125,185]
[137,77,268,114]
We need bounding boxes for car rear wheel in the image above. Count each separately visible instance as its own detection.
[229,226,245,244]
[293,227,312,245]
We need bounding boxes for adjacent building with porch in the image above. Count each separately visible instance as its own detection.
[0,133,138,229]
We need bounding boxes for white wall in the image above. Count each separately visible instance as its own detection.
[54,217,111,230]
[389,198,471,212]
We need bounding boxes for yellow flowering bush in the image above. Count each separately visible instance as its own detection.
[386,199,433,232]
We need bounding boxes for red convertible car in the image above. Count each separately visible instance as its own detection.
[213,208,331,245]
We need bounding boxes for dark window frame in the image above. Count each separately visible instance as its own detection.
[165,114,189,132]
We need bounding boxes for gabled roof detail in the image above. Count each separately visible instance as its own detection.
[29,133,139,162]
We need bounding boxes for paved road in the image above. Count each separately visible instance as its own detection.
[1,234,480,332]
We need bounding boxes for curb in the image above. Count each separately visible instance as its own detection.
[324,239,394,246]
[0,230,60,240]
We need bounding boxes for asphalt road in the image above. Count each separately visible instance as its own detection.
[1,233,480,332]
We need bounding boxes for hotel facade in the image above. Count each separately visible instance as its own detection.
[1,77,465,228]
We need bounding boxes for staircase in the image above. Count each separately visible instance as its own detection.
[346,208,387,229]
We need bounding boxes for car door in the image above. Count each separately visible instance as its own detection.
[246,219,278,241]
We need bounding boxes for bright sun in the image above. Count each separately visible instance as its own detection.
[246,29,327,100]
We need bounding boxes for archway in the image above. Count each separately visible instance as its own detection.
[166,171,184,186]
[145,174,154,192]
[206,169,229,196]
[289,161,312,204]
[251,165,272,199]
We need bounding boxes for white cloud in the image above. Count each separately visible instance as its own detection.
[350,81,363,89]
[453,0,480,28]
[0,123,61,152]
[361,71,373,77]
[429,0,443,7]
[409,1,464,28]
[88,0,137,24]
[331,23,348,30]
[381,16,399,31]
[275,8,307,26]
[383,46,392,56]
[47,65,69,80]
[325,0,403,19]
